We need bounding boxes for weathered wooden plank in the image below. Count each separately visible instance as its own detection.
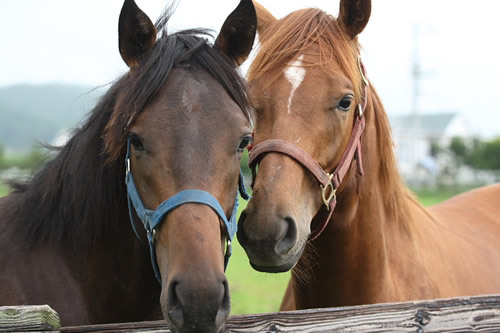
[6,294,500,332]
[226,294,500,332]
[60,321,169,333]
[60,294,500,332]
[0,305,60,332]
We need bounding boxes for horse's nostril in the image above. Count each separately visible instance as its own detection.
[275,216,297,255]
[166,280,184,329]
[165,277,230,332]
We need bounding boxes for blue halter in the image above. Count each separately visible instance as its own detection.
[125,140,250,283]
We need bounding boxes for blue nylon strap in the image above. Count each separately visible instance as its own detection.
[125,139,248,283]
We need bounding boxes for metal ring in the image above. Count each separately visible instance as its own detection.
[320,174,336,211]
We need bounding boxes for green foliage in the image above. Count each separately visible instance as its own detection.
[0,146,49,171]
[448,136,500,170]
[474,137,500,169]
[448,136,467,165]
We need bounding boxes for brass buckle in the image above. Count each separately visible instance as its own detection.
[320,173,336,210]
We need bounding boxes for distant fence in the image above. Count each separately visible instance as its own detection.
[1,294,499,332]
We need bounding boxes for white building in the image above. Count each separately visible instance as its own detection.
[390,112,471,183]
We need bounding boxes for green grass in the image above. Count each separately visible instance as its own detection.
[412,186,477,206]
[227,198,290,315]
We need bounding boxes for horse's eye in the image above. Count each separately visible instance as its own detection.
[337,95,353,112]
[129,134,144,151]
[238,135,252,152]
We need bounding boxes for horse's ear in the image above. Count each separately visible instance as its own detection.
[118,0,157,68]
[338,0,371,39]
[215,0,257,66]
[254,2,277,41]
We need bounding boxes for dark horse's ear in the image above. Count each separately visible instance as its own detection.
[118,0,157,68]
[338,0,371,39]
[215,0,257,66]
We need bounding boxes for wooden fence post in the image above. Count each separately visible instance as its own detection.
[0,305,60,332]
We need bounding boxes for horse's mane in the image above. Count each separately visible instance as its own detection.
[6,7,251,247]
[368,88,419,226]
[248,7,418,227]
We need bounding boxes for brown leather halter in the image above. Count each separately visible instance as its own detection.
[248,57,369,241]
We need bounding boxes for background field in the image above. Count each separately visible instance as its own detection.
[0,181,473,315]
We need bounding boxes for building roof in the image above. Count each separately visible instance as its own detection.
[390,112,458,138]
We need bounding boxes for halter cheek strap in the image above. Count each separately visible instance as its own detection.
[125,140,249,283]
[248,57,368,241]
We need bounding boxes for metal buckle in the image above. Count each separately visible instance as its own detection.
[126,157,131,175]
[320,173,336,210]
[147,229,156,245]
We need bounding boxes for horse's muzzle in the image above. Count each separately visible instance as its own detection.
[163,275,230,333]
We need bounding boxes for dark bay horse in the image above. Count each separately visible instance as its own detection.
[0,0,256,332]
[238,0,500,311]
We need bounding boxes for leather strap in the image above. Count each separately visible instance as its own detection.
[248,58,369,241]
[125,140,249,282]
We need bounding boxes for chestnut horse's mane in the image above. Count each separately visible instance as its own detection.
[248,8,425,227]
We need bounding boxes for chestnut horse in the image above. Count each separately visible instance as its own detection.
[238,0,500,311]
[0,0,256,332]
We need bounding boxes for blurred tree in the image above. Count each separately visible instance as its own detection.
[448,136,467,165]
[480,137,500,170]
[448,136,500,170]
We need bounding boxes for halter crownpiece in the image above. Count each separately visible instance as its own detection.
[125,140,250,282]
[248,57,369,241]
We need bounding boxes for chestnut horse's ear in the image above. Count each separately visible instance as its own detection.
[338,0,371,39]
[254,1,277,41]
[118,0,157,68]
[215,0,257,66]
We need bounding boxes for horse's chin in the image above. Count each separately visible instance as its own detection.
[249,244,305,273]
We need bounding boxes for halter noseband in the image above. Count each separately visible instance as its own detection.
[125,140,250,283]
[248,57,368,241]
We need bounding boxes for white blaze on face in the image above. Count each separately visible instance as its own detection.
[284,54,306,114]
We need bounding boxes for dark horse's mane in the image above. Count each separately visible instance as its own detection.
[6,8,251,248]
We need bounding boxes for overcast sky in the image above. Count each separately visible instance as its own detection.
[1,0,499,136]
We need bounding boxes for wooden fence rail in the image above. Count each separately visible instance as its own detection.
[1,294,499,332]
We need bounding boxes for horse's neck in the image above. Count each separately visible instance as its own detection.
[80,223,162,323]
[291,90,432,308]
[6,119,161,321]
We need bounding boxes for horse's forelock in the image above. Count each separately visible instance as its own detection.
[103,25,251,164]
[248,8,363,105]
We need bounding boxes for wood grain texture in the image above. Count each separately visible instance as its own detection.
[0,305,60,332]
[3,294,500,332]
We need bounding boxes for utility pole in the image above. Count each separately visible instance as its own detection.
[411,24,422,131]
